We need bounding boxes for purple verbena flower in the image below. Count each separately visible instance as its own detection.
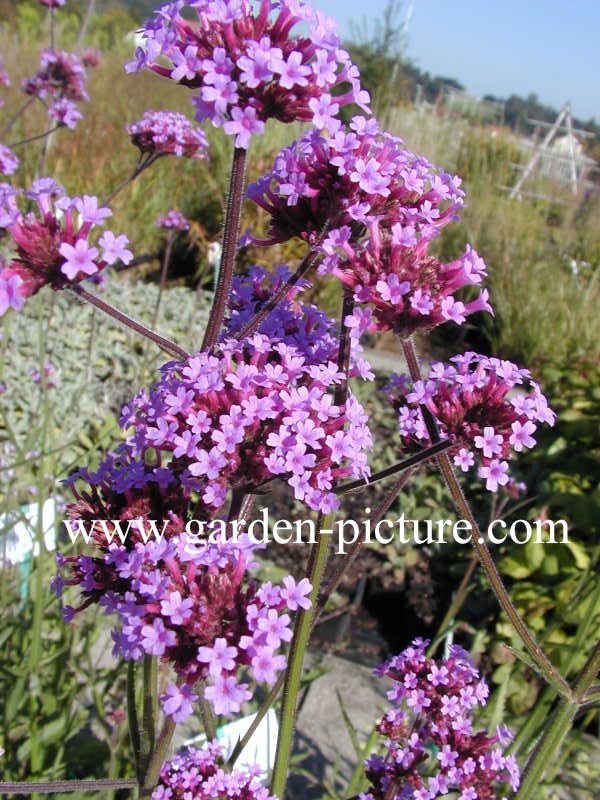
[126,0,369,148]
[156,209,190,230]
[81,48,102,68]
[127,110,209,158]
[224,264,374,378]
[152,742,277,800]
[386,352,555,493]
[0,144,19,176]
[246,117,464,246]
[48,98,82,129]
[23,49,88,103]
[0,181,132,312]
[56,447,314,720]
[364,639,519,800]
[0,272,25,315]
[246,118,487,336]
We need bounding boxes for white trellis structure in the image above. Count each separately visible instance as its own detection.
[509,102,596,199]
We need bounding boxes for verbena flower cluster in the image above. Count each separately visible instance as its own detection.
[152,741,276,800]
[330,228,492,337]
[127,110,209,159]
[246,117,490,336]
[54,519,311,720]
[81,47,103,68]
[363,639,520,800]
[246,117,464,245]
[0,144,19,176]
[22,48,89,129]
[126,0,370,148]
[118,334,371,513]
[0,179,133,313]
[224,264,374,380]
[48,97,82,129]
[23,48,88,102]
[385,353,555,492]
[156,209,190,230]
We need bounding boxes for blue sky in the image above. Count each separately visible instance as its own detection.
[315,0,599,123]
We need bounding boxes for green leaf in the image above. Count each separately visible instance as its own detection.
[17,715,69,761]
[498,556,532,579]
[5,674,27,720]
[335,688,362,761]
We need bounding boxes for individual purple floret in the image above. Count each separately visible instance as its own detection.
[385,352,555,492]
[362,638,520,800]
[0,179,132,313]
[22,49,88,103]
[246,116,464,246]
[0,272,25,315]
[127,110,209,159]
[0,144,19,176]
[48,98,82,129]
[152,741,277,800]
[126,0,370,148]
[39,0,66,7]
[156,209,190,230]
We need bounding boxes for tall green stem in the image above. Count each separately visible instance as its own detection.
[139,655,158,780]
[126,661,141,779]
[140,716,176,798]
[270,515,332,798]
[202,147,247,349]
[517,643,600,799]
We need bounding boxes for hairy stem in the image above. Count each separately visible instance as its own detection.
[202,147,247,349]
[140,716,176,798]
[102,156,160,207]
[335,439,452,494]
[70,285,189,361]
[317,469,413,617]
[234,249,321,340]
[8,126,60,147]
[0,96,35,136]
[126,661,141,780]
[0,779,137,794]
